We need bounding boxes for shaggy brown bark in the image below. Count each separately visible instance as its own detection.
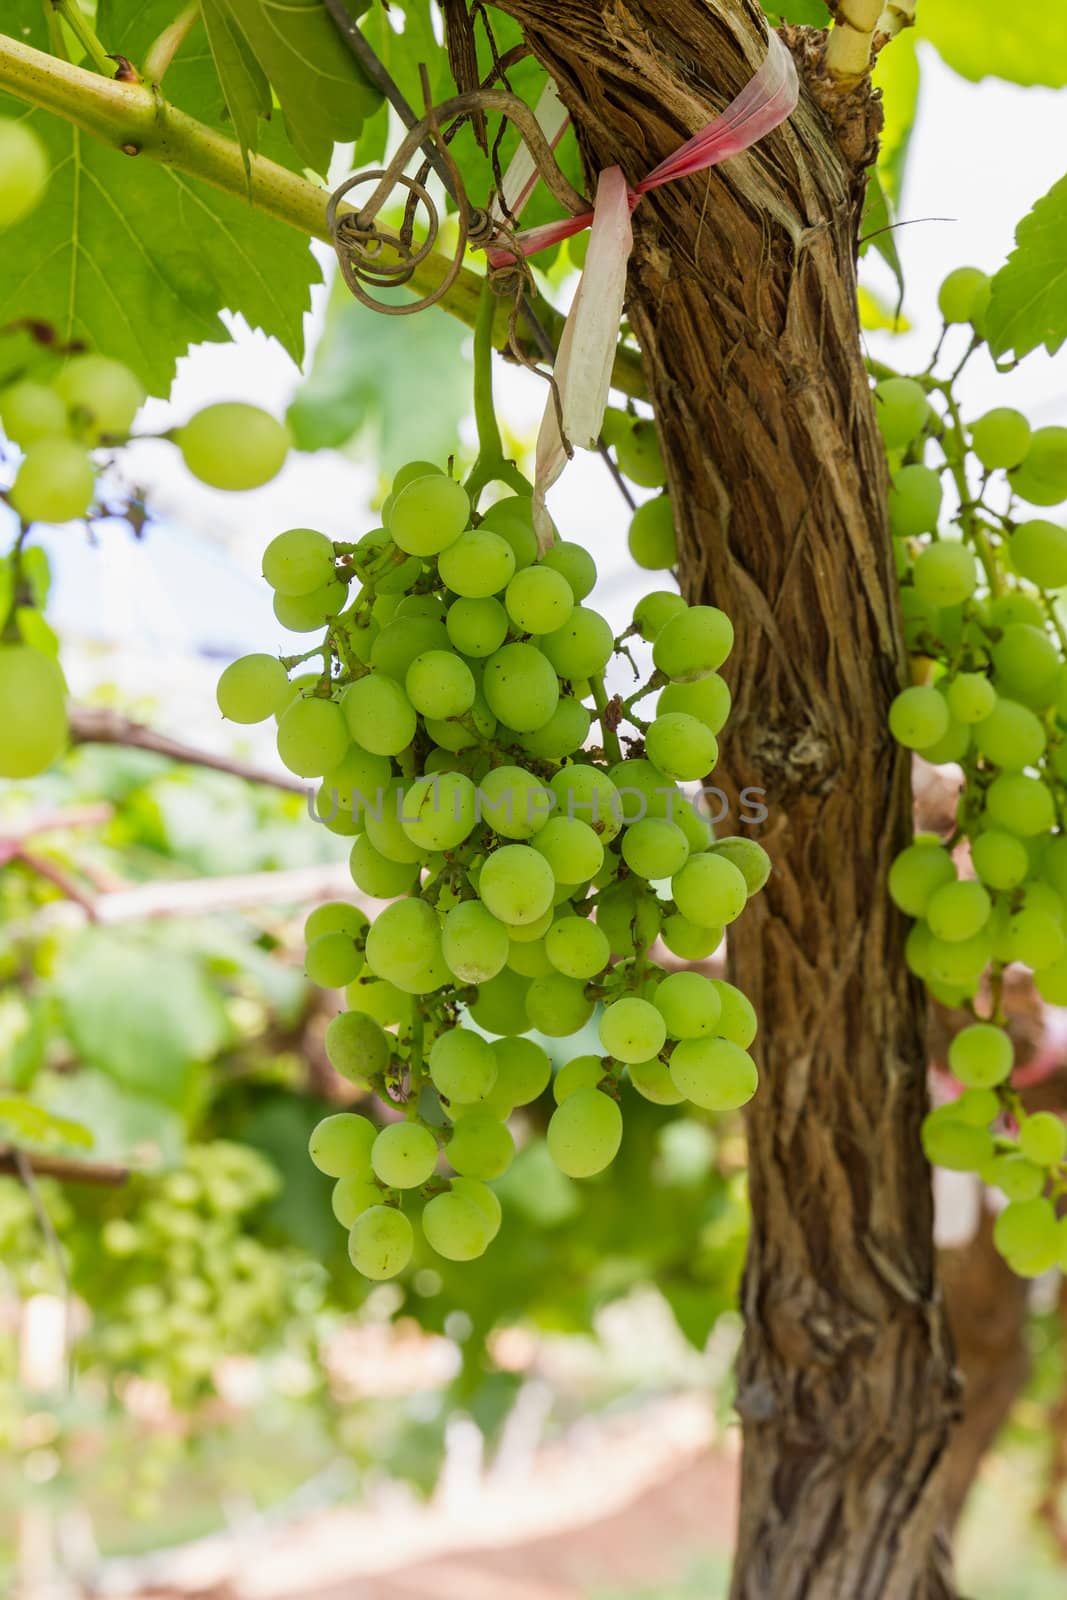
[498,1,961,1593]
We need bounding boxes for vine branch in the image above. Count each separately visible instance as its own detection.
[68,705,309,792]
[824,0,884,81]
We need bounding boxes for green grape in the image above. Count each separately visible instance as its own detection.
[348,1205,414,1279]
[505,566,574,635]
[442,901,509,983]
[652,605,733,680]
[392,460,443,493]
[948,1022,1012,1088]
[11,437,95,523]
[429,1027,497,1104]
[447,1111,515,1178]
[387,473,469,554]
[178,402,289,490]
[657,673,731,734]
[970,830,1029,890]
[325,1011,390,1084]
[653,971,722,1038]
[887,685,948,751]
[365,898,445,994]
[661,914,723,960]
[55,354,144,441]
[404,650,475,719]
[261,527,335,595]
[0,379,67,444]
[921,1108,994,1172]
[479,843,556,925]
[539,606,614,680]
[438,528,515,597]
[991,623,1058,705]
[346,974,413,1027]
[596,881,662,956]
[937,266,990,325]
[1011,520,1067,589]
[542,540,597,599]
[672,852,747,927]
[489,1036,551,1106]
[1019,1112,1067,1167]
[983,1153,1044,1202]
[479,495,540,568]
[332,1178,382,1228]
[469,969,532,1035]
[325,745,391,824]
[553,1055,606,1103]
[371,1123,438,1188]
[1005,906,1065,969]
[1010,427,1067,507]
[421,1191,494,1260]
[508,936,554,977]
[711,980,758,1047]
[450,1176,502,1237]
[342,674,416,756]
[912,541,976,607]
[989,592,1046,630]
[973,698,1046,769]
[946,673,995,724]
[707,837,772,894]
[478,765,554,839]
[349,835,418,897]
[606,758,674,823]
[217,654,289,723]
[925,879,991,942]
[599,996,667,1064]
[308,1112,376,1178]
[445,595,509,657]
[634,590,686,641]
[925,928,992,984]
[993,1196,1060,1277]
[549,763,622,840]
[306,931,363,988]
[506,907,556,945]
[887,464,942,539]
[971,407,1031,470]
[628,495,677,569]
[532,816,603,883]
[629,1058,686,1105]
[645,712,718,781]
[615,418,665,487]
[954,1087,1000,1126]
[920,712,970,766]
[621,818,689,880]
[985,772,1055,836]
[669,1037,758,1110]
[0,645,67,778]
[0,118,49,227]
[273,581,346,631]
[545,916,611,980]
[519,696,591,760]
[424,695,497,752]
[400,771,476,851]
[306,902,368,943]
[483,642,559,730]
[277,696,349,777]
[525,972,595,1036]
[873,376,928,450]
[547,1087,623,1177]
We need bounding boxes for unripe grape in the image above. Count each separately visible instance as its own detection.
[615,418,665,487]
[948,1023,1013,1088]
[308,1112,376,1178]
[0,379,66,444]
[622,817,690,880]
[525,972,595,1036]
[0,118,49,228]
[178,402,290,490]
[387,474,469,554]
[438,528,515,597]
[348,1205,413,1279]
[1009,426,1067,507]
[970,407,1031,470]
[11,438,95,523]
[973,697,1046,769]
[888,464,942,538]
[545,916,611,980]
[669,1037,758,1110]
[993,1196,1060,1277]
[479,495,539,568]
[1004,906,1065,970]
[912,540,976,607]
[325,1011,390,1084]
[991,623,1058,706]
[55,354,144,441]
[888,685,949,750]
[346,974,413,1027]
[873,377,928,450]
[629,1058,685,1105]
[332,1178,382,1228]
[488,1037,551,1108]
[483,642,559,730]
[217,654,289,723]
[365,898,446,995]
[628,494,677,569]
[549,764,621,840]
[306,931,363,987]
[479,765,554,840]
[539,606,614,680]
[654,971,722,1038]
[1019,1112,1067,1167]
[446,595,509,657]
[442,901,509,984]
[985,772,1055,836]
[262,527,334,595]
[645,712,718,781]
[371,1123,438,1188]
[446,1111,515,1178]
[277,695,349,777]
[421,1191,494,1260]
[532,816,603,884]
[547,1087,623,1177]
[505,565,574,634]
[921,1108,994,1172]
[707,837,772,894]
[653,605,733,680]
[599,997,667,1064]
[946,673,995,724]
[925,879,991,942]
[469,969,532,1036]
[480,844,556,926]
[658,674,731,734]
[542,541,597,600]
[0,645,67,778]
[954,1087,1000,1127]
[937,266,990,325]
[661,914,723,960]
[1011,519,1067,589]
[671,852,747,927]
[970,830,1029,890]
[711,980,758,1047]
[553,1055,606,1102]
[633,590,686,640]
[349,835,418,897]
[342,674,416,756]
[429,1027,497,1104]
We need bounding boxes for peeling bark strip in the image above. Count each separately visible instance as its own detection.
[496,1,961,1593]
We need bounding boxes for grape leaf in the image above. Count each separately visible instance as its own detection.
[0,95,318,395]
[987,173,1067,360]
[918,0,1067,88]
[872,30,919,204]
[860,170,904,304]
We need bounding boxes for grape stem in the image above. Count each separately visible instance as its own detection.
[406,1010,425,1117]
[465,283,529,507]
[939,385,1003,599]
[590,674,622,765]
[51,0,115,79]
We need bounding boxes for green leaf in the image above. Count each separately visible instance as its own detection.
[199,2,272,162]
[0,1096,93,1151]
[872,32,919,204]
[860,170,904,304]
[39,1069,186,1167]
[987,172,1067,360]
[918,0,1067,88]
[56,931,229,1114]
[0,99,318,395]
[287,277,471,471]
[207,0,380,171]
[760,0,831,23]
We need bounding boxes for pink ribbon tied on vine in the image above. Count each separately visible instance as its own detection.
[489,32,799,546]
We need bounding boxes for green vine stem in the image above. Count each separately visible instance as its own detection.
[464,282,528,507]
[143,2,200,85]
[0,29,645,398]
[590,674,622,765]
[52,0,114,78]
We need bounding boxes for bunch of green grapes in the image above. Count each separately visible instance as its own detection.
[877,267,1067,1276]
[217,461,767,1282]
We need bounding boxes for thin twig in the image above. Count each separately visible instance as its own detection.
[13,849,100,918]
[2,1147,128,1186]
[69,706,307,793]
[0,804,113,843]
[31,860,366,927]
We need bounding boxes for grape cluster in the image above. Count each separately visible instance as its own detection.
[878,268,1067,1275]
[218,462,767,1280]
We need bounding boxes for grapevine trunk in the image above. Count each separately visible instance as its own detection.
[497,0,962,1590]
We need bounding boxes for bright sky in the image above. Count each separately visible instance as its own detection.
[43,43,1067,724]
